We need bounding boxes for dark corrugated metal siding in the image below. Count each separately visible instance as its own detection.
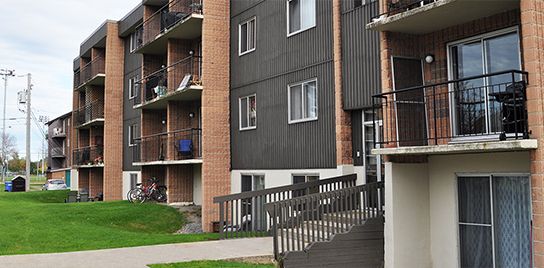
[80,22,108,56]
[123,34,143,171]
[341,1,381,110]
[230,0,336,170]
[119,5,144,37]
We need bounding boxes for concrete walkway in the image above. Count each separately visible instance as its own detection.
[0,237,273,268]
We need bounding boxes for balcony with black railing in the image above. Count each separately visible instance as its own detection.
[372,70,537,155]
[134,0,203,54]
[133,55,202,109]
[133,128,201,165]
[73,146,104,167]
[74,56,106,89]
[51,147,66,158]
[74,100,105,128]
[366,0,519,34]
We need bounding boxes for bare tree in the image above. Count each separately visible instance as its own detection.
[0,133,17,181]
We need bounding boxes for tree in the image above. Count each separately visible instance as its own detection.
[0,133,17,166]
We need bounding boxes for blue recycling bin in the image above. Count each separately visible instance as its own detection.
[4,181,12,192]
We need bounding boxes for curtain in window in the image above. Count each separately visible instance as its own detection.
[290,85,303,120]
[305,82,317,118]
[493,176,531,268]
[248,20,255,50]
[458,177,493,268]
[240,23,248,52]
[301,0,316,30]
[289,0,301,33]
[240,97,248,128]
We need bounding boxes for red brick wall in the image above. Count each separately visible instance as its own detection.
[167,39,194,93]
[102,22,125,201]
[167,101,200,160]
[89,168,104,197]
[78,169,90,192]
[201,0,230,232]
[166,165,194,203]
[142,166,166,186]
[520,1,544,266]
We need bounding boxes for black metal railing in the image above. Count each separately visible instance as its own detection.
[134,0,203,51]
[213,174,358,240]
[133,55,202,107]
[133,128,201,163]
[75,56,105,89]
[265,181,384,260]
[373,70,529,147]
[51,147,66,158]
[73,146,104,166]
[74,100,105,127]
[375,0,437,18]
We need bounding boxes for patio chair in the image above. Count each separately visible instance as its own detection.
[177,139,193,158]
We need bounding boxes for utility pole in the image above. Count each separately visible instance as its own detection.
[0,69,15,183]
[25,73,32,191]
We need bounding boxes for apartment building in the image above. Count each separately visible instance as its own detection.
[72,20,124,200]
[367,0,542,267]
[229,0,380,196]
[46,112,72,186]
[129,0,229,232]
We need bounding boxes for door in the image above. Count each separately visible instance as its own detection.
[392,57,426,146]
[65,170,71,187]
[450,29,521,137]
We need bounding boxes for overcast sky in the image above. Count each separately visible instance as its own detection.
[0,0,141,160]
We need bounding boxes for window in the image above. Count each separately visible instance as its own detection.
[241,174,265,192]
[288,79,317,123]
[239,17,256,55]
[448,28,521,137]
[363,110,384,183]
[354,0,363,8]
[239,95,257,130]
[129,32,138,52]
[292,174,319,197]
[128,74,140,100]
[128,124,138,147]
[287,0,316,36]
[457,174,531,267]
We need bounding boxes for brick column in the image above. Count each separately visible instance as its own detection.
[332,0,353,166]
[201,0,230,232]
[78,169,90,193]
[89,168,104,197]
[103,21,125,201]
[521,1,544,266]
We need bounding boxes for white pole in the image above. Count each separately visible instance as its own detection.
[25,73,31,191]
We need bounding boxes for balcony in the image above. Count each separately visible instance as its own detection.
[51,147,66,159]
[74,56,106,89]
[51,129,67,139]
[133,128,202,165]
[73,146,104,168]
[372,70,537,156]
[366,0,519,34]
[74,100,105,128]
[133,56,202,110]
[134,0,203,55]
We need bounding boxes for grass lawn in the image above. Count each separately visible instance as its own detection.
[0,188,219,255]
[148,260,275,268]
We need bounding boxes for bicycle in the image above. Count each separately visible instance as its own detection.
[127,177,167,203]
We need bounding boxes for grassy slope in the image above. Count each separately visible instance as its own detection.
[149,261,275,268]
[0,188,218,255]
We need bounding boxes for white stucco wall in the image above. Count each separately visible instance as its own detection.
[385,162,431,268]
[230,165,360,194]
[70,169,78,191]
[122,171,141,200]
[385,151,531,268]
[193,165,202,206]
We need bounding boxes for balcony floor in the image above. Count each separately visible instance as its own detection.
[133,159,202,166]
[76,118,105,129]
[134,85,202,110]
[76,74,105,90]
[75,164,105,169]
[372,139,537,156]
[366,0,519,34]
[135,14,203,55]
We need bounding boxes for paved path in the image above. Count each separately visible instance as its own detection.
[0,237,273,268]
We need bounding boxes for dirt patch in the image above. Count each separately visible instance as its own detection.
[170,204,203,234]
[225,255,276,265]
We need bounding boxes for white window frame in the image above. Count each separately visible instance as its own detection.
[288,78,318,124]
[128,74,140,100]
[286,0,317,37]
[128,124,138,147]
[455,172,532,268]
[239,94,257,131]
[239,17,257,56]
[241,174,266,191]
[291,173,319,184]
[129,32,137,53]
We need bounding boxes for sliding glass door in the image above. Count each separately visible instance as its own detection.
[458,175,531,267]
[450,29,521,137]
